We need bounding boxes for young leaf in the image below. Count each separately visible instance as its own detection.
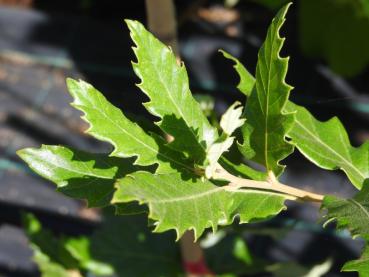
[239,3,295,177]
[126,20,218,164]
[113,171,289,240]
[220,102,246,136]
[66,78,192,174]
[205,102,245,178]
[206,138,234,178]
[285,102,369,189]
[321,181,369,275]
[17,145,133,207]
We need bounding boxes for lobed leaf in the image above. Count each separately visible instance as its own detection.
[205,102,245,178]
[223,28,369,190]
[285,102,369,189]
[321,181,369,275]
[322,182,369,241]
[67,79,159,166]
[113,171,288,240]
[17,145,132,207]
[126,20,218,165]
[239,3,295,177]
[66,78,192,174]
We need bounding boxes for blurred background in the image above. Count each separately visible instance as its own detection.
[0,0,368,276]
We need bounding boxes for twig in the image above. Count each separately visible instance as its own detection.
[213,165,324,202]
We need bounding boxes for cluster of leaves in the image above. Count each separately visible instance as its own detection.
[18,3,369,275]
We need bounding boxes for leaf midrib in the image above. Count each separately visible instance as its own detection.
[78,92,192,172]
[151,186,289,204]
[261,17,279,171]
[151,187,224,204]
[36,152,112,179]
[348,198,369,222]
[145,35,208,153]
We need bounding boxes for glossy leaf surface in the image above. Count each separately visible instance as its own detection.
[239,3,295,177]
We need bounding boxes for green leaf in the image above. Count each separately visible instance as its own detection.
[205,102,245,178]
[239,3,295,177]
[17,145,138,207]
[24,211,182,277]
[322,182,369,241]
[90,211,182,277]
[285,102,369,189]
[32,250,72,277]
[126,19,218,164]
[222,16,369,189]
[113,171,288,240]
[220,50,255,97]
[64,237,114,275]
[321,181,369,275]
[23,214,81,275]
[233,237,253,265]
[66,78,192,174]
[67,79,158,166]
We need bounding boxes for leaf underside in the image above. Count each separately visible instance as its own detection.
[17,145,131,208]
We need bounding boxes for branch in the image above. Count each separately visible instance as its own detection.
[213,165,324,202]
